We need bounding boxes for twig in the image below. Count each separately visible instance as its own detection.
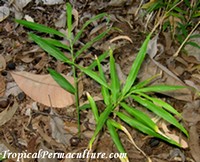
[173,20,200,57]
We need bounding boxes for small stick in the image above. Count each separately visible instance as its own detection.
[173,20,200,57]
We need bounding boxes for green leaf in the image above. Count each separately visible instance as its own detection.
[120,102,158,131]
[0,154,6,161]
[73,13,108,44]
[116,111,181,147]
[131,95,189,137]
[189,34,200,39]
[132,74,160,90]
[88,50,109,70]
[48,68,75,94]
[66,3,72,39]
[137,92,182,118]
[122,34,151,96]
[29,33,72,63]
[43,38,70,50]
[15,19,65,37]
[79,103,91,110]
[96,56,110,105]
[75,28,110,58]
[87,92,99,122]
[185,41,200,49]
[89,104,113,149]
[76,65,110,90]
[107,119,128,161]
[131,85,185,93]
[110,49,120,103]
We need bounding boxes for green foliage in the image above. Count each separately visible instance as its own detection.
[17,2,189,162]
[143,0,200,49]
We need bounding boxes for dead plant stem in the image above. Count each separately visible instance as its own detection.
[173,20,200,57]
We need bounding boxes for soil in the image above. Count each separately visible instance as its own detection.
[0,0,200,162]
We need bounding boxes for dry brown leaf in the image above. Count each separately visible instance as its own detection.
[0,55,6,72]
[139,58,192,101]
[189,126,200,162]
[0,101,18,126]
[0,75,5,97]
[161,122,188,149]
[0,6,10,22]
[89,22,107,36]
[50,110,72,146]
[108,0,127,6]
[10,71,75,108]
[110,35,133,43]
[142,35,193,101]
[64,121,78,134]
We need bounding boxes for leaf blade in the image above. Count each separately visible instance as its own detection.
[110,49,120,103]
[15,19,65,37]
[122,34,151,96]
[48,68,75,94]
[87,92,99,122]
[29,33,71,63]
[120,102,158,131]
[131,95,188,137]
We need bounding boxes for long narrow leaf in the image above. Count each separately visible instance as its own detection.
[109,119,151,161]
[75,28,110,58]
[120,102,158,131]
[87,92,99,122]
[107,120,128,162]
[43,38,70,51]
[116,112,181,147]
[96,56,110,105]
[89,105,113,149]
[48,68,75,94]
[66,3,72,39]
[132,74,160,90]
[79,103,91,111]
[16,19,65,37]
[76,65,110,90]
[88,50,109,70]
[137,93,182,118]
[110,49,120,103]
[131,95,188,137]
[131,85,186,93]
[29,33,71,63]
[122,34,151,96]
[73,13,108,44]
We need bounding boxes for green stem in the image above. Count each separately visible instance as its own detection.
[70,41,81,137]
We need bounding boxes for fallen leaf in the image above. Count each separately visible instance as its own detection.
[182,100,200,124]
[24,15,34,22]
[161,122,188,149]
[39,0,64,5]
[55,11,66,28]
[0,6,10,22]
[0,101,18,126]
[108,0,127,6]
[0,55,6,71]
[189,125,200,162]
[0,76,5,97]
[38,142,58,162]
[64,121,78,134]
[10,71,75,108]
[50,110,71,145]
[5,82,22,97]
[12,0,32,10]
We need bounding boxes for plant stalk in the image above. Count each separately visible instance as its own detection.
[70,41,81,137]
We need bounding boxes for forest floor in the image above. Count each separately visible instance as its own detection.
[0,0,200,162]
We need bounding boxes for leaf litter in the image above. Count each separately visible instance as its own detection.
[0,0,200,162]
